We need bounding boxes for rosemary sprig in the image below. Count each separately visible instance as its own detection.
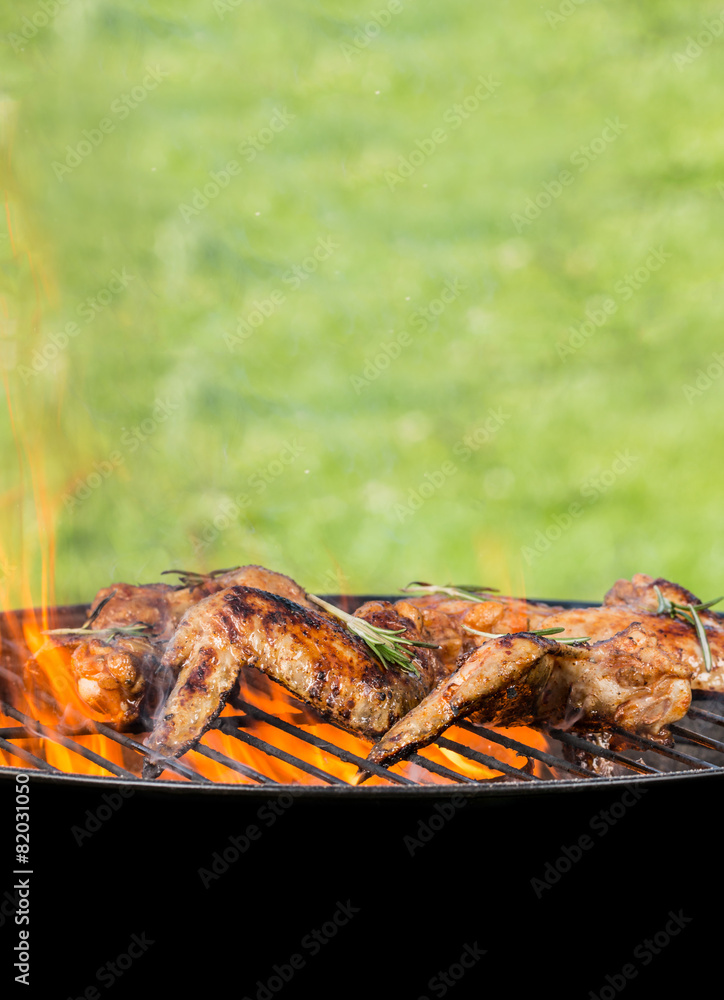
[400,582,499,603]
[43,590,155,641]
[308,594,440,677]
[43,623,153,642]
[83,590,117,627]
[161,567,240,587]
[653,585,722,673]
[462,624,590,645]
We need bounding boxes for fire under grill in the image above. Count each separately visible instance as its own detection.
[1,597,724,794]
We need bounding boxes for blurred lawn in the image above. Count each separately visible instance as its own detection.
[1,0,723,608]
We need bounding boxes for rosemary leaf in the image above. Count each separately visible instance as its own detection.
[400,582,498,603]
[308,594,440,677]
[652,585,722,673]
[462,623,590,645]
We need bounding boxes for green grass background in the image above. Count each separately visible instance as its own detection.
[1,0,723,607]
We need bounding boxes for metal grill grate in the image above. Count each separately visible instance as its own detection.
[2,599,724,793]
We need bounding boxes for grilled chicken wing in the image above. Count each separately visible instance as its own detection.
[400,576,724,690]
[356,623,692,777]
[25,565,313,728]
[143,587,445,777]
[394,595,565,672]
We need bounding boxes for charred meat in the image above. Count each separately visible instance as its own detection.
[25,565,314,728]
[356,622,692,778]
[143,587,445,777]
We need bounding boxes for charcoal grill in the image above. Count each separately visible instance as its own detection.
[2,596,724,795]
[2,595,721,999]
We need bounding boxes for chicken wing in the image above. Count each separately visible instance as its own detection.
[25,565,314,728]
[143,587,445,777]
[356,623,692,777]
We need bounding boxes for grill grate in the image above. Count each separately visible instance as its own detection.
[2,598,724,792]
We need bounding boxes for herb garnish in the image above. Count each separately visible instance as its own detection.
[462,624,590,645]
[653,585,722,673]
[308,594,440,677]
[400,582,498,602]
[43,590,154,642]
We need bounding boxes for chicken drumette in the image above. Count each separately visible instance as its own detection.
[25,565,312,728]
[357,574,724,777]
[143,587,445,777]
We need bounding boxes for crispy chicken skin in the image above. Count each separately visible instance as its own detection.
[357,623,692,776]
[400,576,724,690]
[88,564,314,640]
[143,588,445,777]
[394,596,566,672]
[26,565,314,728]
[24,631,169,728]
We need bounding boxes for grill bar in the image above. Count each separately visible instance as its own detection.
[668,722,724,755]
[549,728,663,775]
[434,734,541,782]
[1,701,140,781]
[686,705,724,728]
[0,736,59,772]
[193,742,275,785]
[3,600,724,790]
[609,725,720,770]
[218,718,347,785]
[233,698,414,786]
[407,752,478,784]
[88,719,213,784]
[458,721,595,779]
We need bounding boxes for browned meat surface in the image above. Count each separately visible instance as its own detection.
[357,623,692,776]
[88,564,314,640]
[88,582,185,642]
[402,575,724,690]
[26,565,314,728]
[144,588,445,777]
[603,573,714,617]
[395,595,566,672]
[24,631,168,728]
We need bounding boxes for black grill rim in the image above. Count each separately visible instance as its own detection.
[2,595,724,797]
